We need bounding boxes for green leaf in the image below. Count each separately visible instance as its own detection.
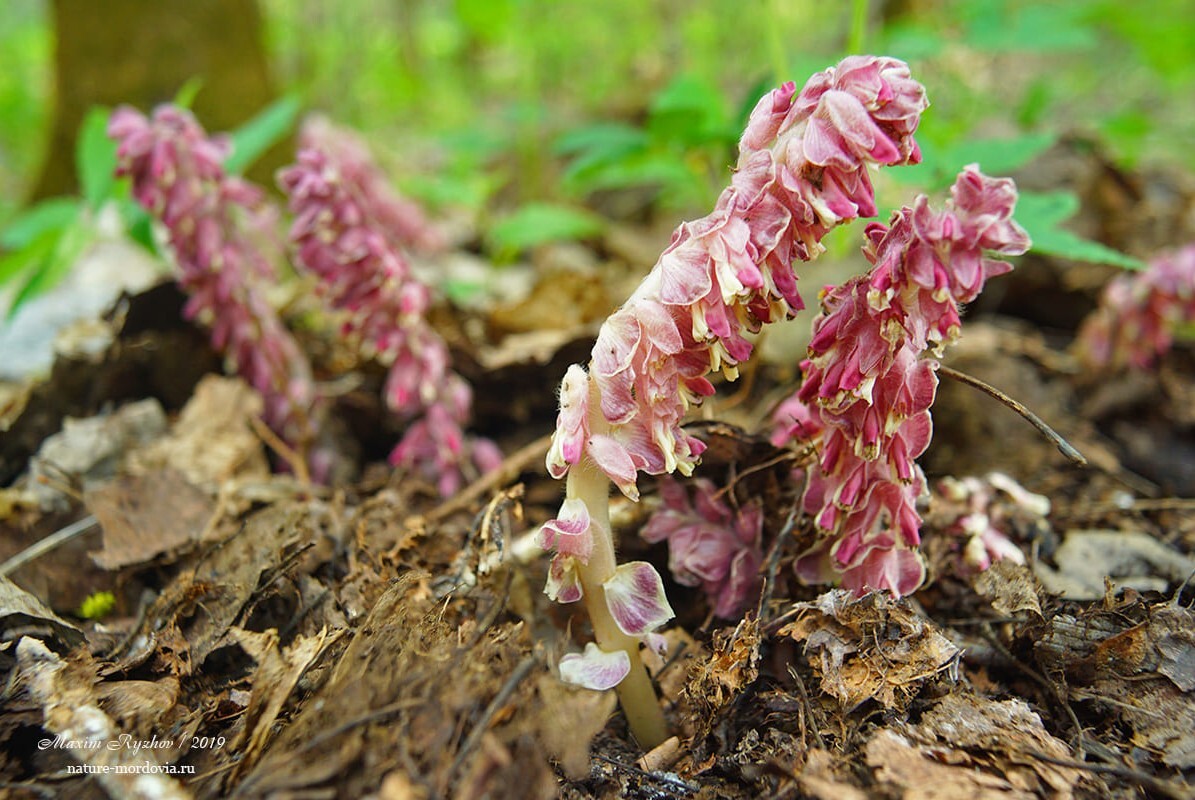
[6,220,93,317]
[402,170,503,212]
[0,197,80,249]
[224,95,301,174]
[442,278,487,305]
[78,591,116,620]
[454,0,515,43]
[1016,191,1147,270]
[877,20,946,62]
[486,202,605,254]
[647,75,732,148]
[0,228,55,288]
[563,151,696,198]
[554,122,648,157]
[76,106,117,209]
[173,76,204,109]
[964,0,1097,53]
[116,198,157,252]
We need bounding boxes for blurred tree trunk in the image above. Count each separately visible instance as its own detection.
[32,0,283,201]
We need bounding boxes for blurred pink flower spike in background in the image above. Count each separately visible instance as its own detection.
[110,105,318,467]
[1078,243,1195,370]
[280,132,501,496]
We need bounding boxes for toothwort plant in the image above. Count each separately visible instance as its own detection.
[280,130,501,497]
[110,106,317,458]
[541,56,927,746]
[1078,243,1195,371]
[934,472,1048,575]
[641,478,763,619]
[772,166,1030,597]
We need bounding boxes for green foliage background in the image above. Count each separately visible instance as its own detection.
[1,0,1193,264]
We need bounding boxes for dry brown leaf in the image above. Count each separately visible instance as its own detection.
[26,398,168,512]
[96,676,180,733]
[1035,529,1195,599]
[129,375,269,489]
[87,468,215,569]
[16,637,191,799]
[781,590,959,710]
[0,575,83,649]
[867,693,1081,799]
[798,748,870,800]
[112,502,313,675]
[973,560,1045,618]
[230,625,343,779]
[683,616,762,725]
[533,672,616,778]
[1088,677,1195,768]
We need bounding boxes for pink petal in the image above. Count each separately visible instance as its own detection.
[538,497,594,561]
[602,561,674,636]
[587,434,641,501]
[559,643,631,691]
[545,554,583,603]
[840,545,926,597]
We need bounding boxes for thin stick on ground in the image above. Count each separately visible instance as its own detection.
[0,515,99,577]
[420,433,552,525]
[938,365,1087,467]
[249,414,312,485]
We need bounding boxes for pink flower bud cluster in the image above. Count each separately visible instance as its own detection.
[1077,243,1195,370]
[546,56,928,502]
[109,106,316,449]
[933,472,1047,574]
[280,142,501,496]
[773,166,1030,596]
[641,478,763,618]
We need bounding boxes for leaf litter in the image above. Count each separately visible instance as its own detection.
[0,143,1194,800]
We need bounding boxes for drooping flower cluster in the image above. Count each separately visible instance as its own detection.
[641,478,763,618]
[280,134,500,497]
[930,472,1048,575]
[110,106,317,452]
[541,57,927,708]
[547,56,927,504]
[1077,243,1195,370]
[773,165,1031,596]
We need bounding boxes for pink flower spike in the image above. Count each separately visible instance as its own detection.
[559,643,631,691]
[110,104,317,460]
[602,562,674,637]
[282,131,499,495]
[538,497,594,562]
[1077,243,1195,370]
[775,166,1028,596]
[642,478,764,618]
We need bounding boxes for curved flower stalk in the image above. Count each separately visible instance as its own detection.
[110,106,317,457]
[1077,243,1195,370]
[280,146,501,496]
[934,472,1048,574]
[641,478,763,619]
[773,165,1030,597]
[541,56,928,747]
